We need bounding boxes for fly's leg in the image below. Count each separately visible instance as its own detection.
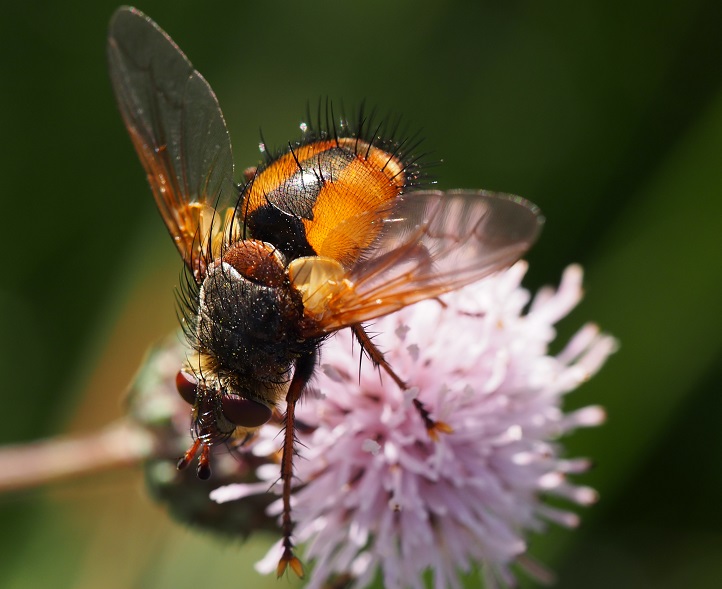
[351,324,452,440]
[277,350,317,578]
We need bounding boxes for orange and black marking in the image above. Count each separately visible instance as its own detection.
[240,104,429,267]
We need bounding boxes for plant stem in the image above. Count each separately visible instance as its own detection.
[0,420,153,493]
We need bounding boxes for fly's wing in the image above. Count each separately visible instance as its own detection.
[108,7,237,280]
[300,190,543,336]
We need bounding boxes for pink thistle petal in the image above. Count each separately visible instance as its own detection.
[209,482,270,504]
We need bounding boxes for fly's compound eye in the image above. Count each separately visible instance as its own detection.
[176,370,198,405]
[221,394,273,428]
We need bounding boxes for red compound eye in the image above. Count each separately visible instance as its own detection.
[175,370,198,405]
[221,395,273,428]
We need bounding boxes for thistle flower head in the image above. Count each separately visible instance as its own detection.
[213,262,615,588]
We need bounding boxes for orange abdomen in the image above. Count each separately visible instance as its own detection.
[242,138,406,267]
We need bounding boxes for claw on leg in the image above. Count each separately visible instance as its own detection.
[277,543,305,578]
[176,438,213,479]
[413,397,453,440]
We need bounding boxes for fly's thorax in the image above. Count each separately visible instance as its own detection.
[194,240,307,382]
[219,240,287,286]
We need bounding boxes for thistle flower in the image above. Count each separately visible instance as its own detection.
[212,262,616,588]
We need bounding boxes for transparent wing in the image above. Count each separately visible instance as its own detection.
[108,7,237,278]
[302,190,543,335]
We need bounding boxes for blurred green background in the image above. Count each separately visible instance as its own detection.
[1,0,721,587]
